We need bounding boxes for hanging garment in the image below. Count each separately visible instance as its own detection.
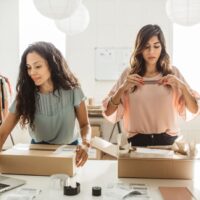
[0,75,12,125]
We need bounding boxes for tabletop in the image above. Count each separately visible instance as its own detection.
[1,160,200,199]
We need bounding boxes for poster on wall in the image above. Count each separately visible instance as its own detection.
[95,47,132,81]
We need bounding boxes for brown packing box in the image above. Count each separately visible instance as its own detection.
[0,143,102,176]
[91,125,101,138]
[90,125,103,159]
[92,148,102,160]
[29,144,103,160]
[91,137,195,179]
[0,144,76,176]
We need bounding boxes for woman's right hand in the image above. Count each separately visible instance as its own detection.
[120,74,143,93]
[104,74,143,116]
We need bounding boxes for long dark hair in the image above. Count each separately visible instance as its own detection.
[16,41,79,129]
[130,24,173,76]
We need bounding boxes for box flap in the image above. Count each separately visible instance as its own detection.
[13,143,77,151]
[29,144,62,150]
[91,137,118,158]
[0,144,75,158]
[12,143,61,151]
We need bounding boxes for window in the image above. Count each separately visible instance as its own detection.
[19,0,65,57]
[173,24,200,92]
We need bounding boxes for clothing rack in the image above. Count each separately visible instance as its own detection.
[0,78,5,110]
[0,76,15,146]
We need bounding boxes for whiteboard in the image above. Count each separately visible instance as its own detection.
[95,47,132,81]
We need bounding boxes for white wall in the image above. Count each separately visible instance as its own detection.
[65,0,179,143]
[0,0,29,148]
[0,0,19,89]
[65,0,173,104]
[65,0,199,143]
[0,0,173,103]
[0,0,199,146]
[178,116,200,143]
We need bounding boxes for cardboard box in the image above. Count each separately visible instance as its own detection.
[91,137,196,179]
[29,144,102,160]
[91,125,101,138]
[88,148,102,160]
[0,144,76,176]
[0,143,103,176]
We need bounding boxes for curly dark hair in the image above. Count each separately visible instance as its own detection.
[130,24,173,76]
[16,41,79,129]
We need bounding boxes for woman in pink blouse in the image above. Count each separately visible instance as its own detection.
[103,24,200,146]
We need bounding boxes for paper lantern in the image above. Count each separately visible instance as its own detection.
[166,0,200,26]
[55,4,90,36]
[33,0,82,20]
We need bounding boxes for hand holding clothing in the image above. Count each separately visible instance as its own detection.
[120,74,143,93]
[158,74,198,114]
[158,74,185,89]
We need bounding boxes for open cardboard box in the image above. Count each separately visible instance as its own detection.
[0,143,76,176]
[91,137,196,179]
[0,143,103,176]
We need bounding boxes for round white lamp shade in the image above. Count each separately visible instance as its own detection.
[166,0,200,26]
[55,4,90,36]
[33,0,82,20]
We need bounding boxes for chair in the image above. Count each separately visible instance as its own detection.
[108,121,122,142]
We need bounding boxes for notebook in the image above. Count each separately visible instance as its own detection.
[0,175,26,193]
[159,187,196,200]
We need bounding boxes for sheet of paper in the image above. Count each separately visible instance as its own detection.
[136,147,174,156]
[104,183,151,200]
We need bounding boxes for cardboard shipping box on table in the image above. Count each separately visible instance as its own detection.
[0,143,103,176]
[91,137,196,179]
[0,144,76,176]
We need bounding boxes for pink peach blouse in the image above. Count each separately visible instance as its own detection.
[102,66,200,138]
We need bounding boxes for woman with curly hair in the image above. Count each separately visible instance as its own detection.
[0,41,90,167]
[103,24,199,146]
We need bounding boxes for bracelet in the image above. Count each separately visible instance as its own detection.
[82,139,91,148]
[110,97,120,106]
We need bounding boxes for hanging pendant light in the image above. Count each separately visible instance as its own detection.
[55,4,90,36]
[33,0,82,20]
[166,0,200,26]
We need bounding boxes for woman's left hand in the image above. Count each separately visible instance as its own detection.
[75,145,89,167]
[158,74,185,90]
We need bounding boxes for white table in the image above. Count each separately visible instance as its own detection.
[1,160,200,199]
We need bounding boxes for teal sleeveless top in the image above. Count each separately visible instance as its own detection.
[9,87,86,144]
